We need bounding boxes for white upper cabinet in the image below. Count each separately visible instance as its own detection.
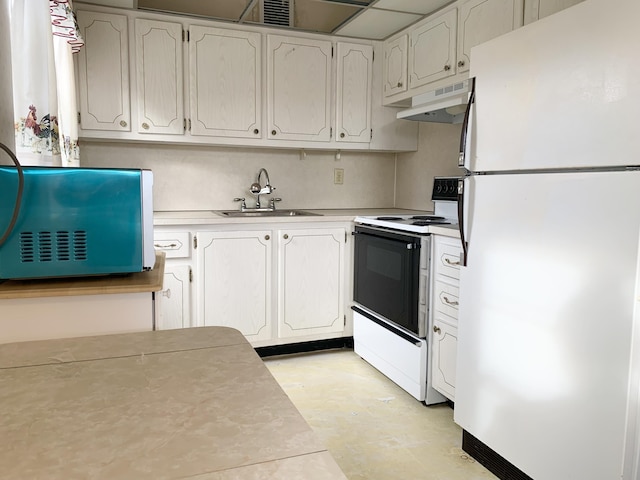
[189,26,262,139]
[408,9,457,90]
[336,42,373,143]
[267,35,332,142]
[382,35,408,98]
[134,19,183,135]
[524,0,584,24]
[77,11,130,131]
[457,0,524,73]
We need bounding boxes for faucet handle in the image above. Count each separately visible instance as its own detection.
[233,197,247,210]
[269,198,282,209]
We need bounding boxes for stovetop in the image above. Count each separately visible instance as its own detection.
[354,214,455,234]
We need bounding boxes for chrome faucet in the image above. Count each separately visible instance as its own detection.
[250,168,276,209]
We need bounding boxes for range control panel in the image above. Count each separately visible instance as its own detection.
[431,177,460,201]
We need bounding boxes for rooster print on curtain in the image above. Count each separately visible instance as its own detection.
[15,105,60,157]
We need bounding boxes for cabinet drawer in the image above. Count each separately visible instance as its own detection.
[153,232,191,258]
[434,237,463,280]
[433,280,459,320]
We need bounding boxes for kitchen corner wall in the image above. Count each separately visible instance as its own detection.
[81,142,397,211]
[395,123,463,211]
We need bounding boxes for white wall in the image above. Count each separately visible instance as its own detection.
[395,122,462,211]
[0,0,14,149]
[81,142,397,211]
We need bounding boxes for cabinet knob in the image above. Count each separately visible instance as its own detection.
[397,81,403,88]
[433,325,441,334]
[458,60,465,67]
[444,64,451,71]
[161,288,171,299]
[254,128,259,135]
[142,122,149,130]
[283,234,289,240]
[119,120,128,128]
[271,130,277,136]
[264,235,270,240]
[340,132,345,138]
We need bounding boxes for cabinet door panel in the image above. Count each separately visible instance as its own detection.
[336,43,373,143]
[190,26,261,138]
[77,11,130,131]
[267,35,332,141]
[135,19,183,135]
[156,265,191,330]
[383,35,408,97]
[278,228,345,337]
[432,316,457,400]
[199,231,272,343]
[409,9,457,89]
[457,0,524,73]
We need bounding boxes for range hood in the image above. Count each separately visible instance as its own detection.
[397,79,470,124]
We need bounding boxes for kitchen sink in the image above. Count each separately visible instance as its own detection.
[216,209,322,217]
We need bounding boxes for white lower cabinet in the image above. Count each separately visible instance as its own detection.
[278,228,346,338]
[429,235,463,401]
[153,230,194,330]
[197,230,273,344]
[196,224,350,346]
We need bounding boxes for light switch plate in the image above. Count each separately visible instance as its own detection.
[334,168,344,185]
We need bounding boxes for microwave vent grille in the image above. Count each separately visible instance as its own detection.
[19,231,88,263]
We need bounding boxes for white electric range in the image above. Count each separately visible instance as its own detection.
[352,177,460,404]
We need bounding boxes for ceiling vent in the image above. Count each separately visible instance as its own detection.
[261,0,292,27]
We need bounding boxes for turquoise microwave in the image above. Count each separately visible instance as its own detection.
[0,166,154,280]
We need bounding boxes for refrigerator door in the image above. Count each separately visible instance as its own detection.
[467,0,640,172]
[455,171,640,480]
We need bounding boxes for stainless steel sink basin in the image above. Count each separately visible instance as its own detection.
[216,209,322,217]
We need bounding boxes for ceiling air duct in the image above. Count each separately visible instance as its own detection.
[261,0,293,27]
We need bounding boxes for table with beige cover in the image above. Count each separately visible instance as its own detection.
[0,326,346,479]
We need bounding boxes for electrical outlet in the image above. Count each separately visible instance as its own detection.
[334,168,344,185]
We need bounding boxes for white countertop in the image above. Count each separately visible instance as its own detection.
[154,209,461,238]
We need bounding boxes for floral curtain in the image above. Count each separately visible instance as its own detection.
[10,0,83,167]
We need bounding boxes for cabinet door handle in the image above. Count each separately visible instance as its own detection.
[155,243,177,249]
[161,288,171,299]
[442,296,459,306]
[444,257,461,266]
[119,120,128,128]
[142,122,149,130]
[433,325,441,334]
[397,81,403,88]
[458,60,465,68]
[283,234,289,239]
[271,130,277,136]
[253,128,259,134]
[265,235,270,241]
[444,64,451,71]
[340,132,345,138]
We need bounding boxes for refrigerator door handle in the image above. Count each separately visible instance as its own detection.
[458,77,476,168]
[458,178,469,266]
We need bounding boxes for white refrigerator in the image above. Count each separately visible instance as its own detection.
[455,1,640,479]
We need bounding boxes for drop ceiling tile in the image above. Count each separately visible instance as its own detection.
[335,9,421,39]
[372,0,452,14]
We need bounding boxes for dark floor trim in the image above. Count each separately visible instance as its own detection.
[462,430,533,480]
[255,337,354,358]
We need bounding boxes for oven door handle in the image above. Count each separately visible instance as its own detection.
[351,306,422,346]
[352,230,419,250]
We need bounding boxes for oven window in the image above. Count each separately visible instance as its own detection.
[354,228,419,334]
[367,246,402,280]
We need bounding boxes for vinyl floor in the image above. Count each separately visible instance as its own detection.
[264,349,498,480]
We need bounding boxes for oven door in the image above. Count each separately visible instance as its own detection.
[353,225,421,335]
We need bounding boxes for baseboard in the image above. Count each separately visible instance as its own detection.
[255,337,354,358]
[462,430,533,480]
